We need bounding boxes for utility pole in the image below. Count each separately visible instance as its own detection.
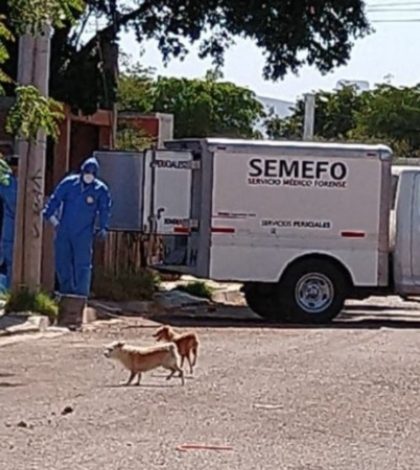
[303,93,315,140]
[12,24,52,290]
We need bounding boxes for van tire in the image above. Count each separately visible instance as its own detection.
[279,260,347,324]
[243,283,289,322]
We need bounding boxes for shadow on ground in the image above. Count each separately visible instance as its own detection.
[0,382,24,388]
[101,383,179,389]
[0,372,15,378]
[147,302,420,330]
[0,315,28,334]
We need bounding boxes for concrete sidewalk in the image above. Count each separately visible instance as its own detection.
[159,275,244,306]
[0,313,50,337]
[0,277,246,342]
[0,312,70,348]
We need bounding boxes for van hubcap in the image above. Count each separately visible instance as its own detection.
[295,273,334,314]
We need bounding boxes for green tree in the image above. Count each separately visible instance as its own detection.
[1,0,83,141]
[117,68,265,138]
[117,61,155,114]
[352,84,420,157]
[153,73,264,138]
[0,15,13,93]
[264,83,420,158]
[1,1,370,114]
[264,108,303,141]
[265,86,364,141]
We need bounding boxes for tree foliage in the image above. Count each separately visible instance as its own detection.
[266,86,365,140]
[0,0,81,142]
[117,62,155,114]
[353,85,420,155]
[8,0,84,34]
[117,67,265,138]
[152,74,264,138]
[265,84,420,158]
[0,15,13,93]
[6,85,64,141]
[1,0,370,114]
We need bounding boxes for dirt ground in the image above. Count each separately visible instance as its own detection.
[2,298,420,470]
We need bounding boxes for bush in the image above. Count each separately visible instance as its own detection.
[177,281,214,300]
[92,269,160,301]
[5,288,58,321]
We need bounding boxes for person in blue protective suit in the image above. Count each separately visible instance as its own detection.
[0,159,17,290]
[43,156,112,297]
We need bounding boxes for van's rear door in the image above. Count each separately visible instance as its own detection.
[94,150,143,231]
[142,149,197,235]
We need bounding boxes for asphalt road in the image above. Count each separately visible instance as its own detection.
[1,298,420,470]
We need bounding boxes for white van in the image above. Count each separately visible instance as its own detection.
[96,139,420,323]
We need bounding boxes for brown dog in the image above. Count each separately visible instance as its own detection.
[153,325,199,375]
[104,340,184,386]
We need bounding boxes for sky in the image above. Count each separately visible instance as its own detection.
[119,1,420,103]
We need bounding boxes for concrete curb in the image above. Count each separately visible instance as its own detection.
[160,277,244,309]
[87,300,156,320]
[0,314,71,347]
[0,314,51,337]
[211,289,244,305]
[155,290,211,311]
[86,278,245,321]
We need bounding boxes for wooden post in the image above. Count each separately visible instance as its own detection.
[12,34,33,289]
[12,25,52,290]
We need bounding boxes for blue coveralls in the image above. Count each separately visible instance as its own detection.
[43,157,112,297]
[0,173,17,289]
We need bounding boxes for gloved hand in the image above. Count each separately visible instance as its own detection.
[49,215,59,228]
[96,228,108,240]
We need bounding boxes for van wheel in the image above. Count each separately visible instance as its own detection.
[243,283,289,321]
[279,260,347,324]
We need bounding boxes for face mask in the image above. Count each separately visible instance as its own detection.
[83,173,95,185]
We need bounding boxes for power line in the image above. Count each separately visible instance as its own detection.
[368,8,420,12]
[368,1,420,6]
[366,3,420,21]
[372,18,420,22]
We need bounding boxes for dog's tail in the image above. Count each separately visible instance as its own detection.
[191,340,199,367]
